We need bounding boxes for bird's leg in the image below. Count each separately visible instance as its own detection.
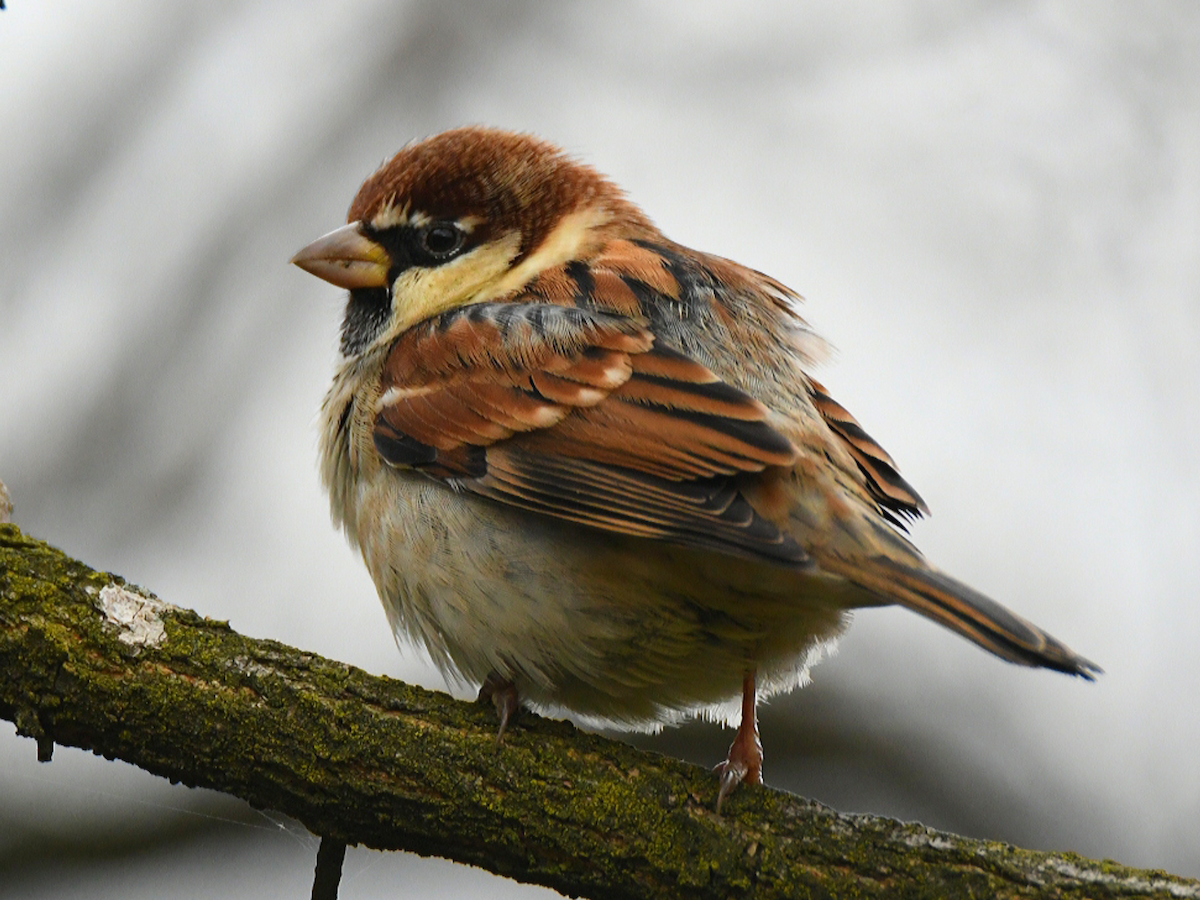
[715,670,762,812]
[477,672,520,741]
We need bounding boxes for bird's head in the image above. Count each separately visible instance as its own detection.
[292,127,656,358]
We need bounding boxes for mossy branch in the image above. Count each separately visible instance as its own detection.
[1,523,1195,900]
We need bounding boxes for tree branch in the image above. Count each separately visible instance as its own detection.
[1,523,1195,899]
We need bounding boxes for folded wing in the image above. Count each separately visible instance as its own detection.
[374,301,807,565]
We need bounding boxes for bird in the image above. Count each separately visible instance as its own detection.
[292,126,1099,809]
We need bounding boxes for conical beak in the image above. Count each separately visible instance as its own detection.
[291,221,391,289]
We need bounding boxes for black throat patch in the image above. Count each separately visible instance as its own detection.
[340,287,391,357]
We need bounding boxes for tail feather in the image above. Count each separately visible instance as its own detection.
[852,558,1101,679]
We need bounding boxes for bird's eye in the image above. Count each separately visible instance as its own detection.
[418,223,466,260]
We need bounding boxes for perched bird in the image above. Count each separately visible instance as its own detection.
[293,126,1098,808]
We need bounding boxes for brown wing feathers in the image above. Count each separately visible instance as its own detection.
[584,237,929,522]
[842,556,1101,678]
[373,245,928,565]
[578,240,929,523]
[807,377,929,521]
[374,301,808,565]
[474,448,805,563]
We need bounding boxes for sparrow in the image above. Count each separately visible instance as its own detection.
[292,126,1099,809]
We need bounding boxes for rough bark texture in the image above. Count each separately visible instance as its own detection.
[1,523,1196,900]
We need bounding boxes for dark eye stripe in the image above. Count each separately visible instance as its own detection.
[360,219,471,277]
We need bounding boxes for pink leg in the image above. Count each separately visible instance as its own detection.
[715,671,763,812]
[477,672,520,741]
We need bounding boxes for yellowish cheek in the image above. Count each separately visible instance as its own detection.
[388,232,522,333]
[384,205,612,338]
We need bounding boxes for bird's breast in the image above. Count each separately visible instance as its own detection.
[347,466,853,728]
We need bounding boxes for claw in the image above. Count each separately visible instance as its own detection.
[478,673,520,742]
[715,758,749,814]
[714,671,762,813]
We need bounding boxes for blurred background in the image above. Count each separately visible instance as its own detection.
[1,1,1197,896]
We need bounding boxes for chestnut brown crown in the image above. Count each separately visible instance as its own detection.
[348,127,655,255]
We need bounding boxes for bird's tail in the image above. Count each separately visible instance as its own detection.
[846,556,1101,678]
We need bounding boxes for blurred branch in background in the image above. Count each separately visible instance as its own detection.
[2,525,1196,900]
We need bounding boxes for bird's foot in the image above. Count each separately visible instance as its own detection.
[713,672,762,813]
[477,673,520,741]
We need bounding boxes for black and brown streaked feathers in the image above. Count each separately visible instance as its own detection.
[373,301,807,565]
[837,556,1101,678]
[472,449,803,563]
[521,233,928,526]
[807,378,929,522]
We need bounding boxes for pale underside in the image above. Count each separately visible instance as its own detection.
[350,462,860,730]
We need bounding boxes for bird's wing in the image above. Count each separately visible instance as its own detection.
[374,301,808,565]
[576,235,930,524]
[806,378,928,522]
